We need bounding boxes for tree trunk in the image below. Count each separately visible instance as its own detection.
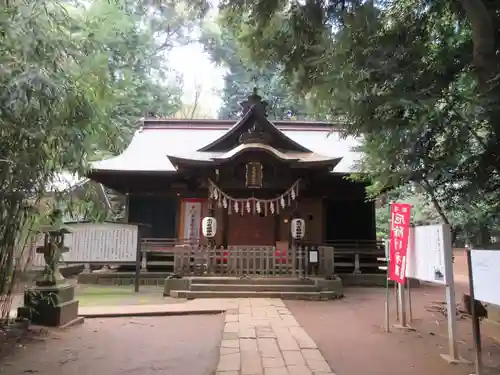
[460,0,500,171]
[418,181,457,243]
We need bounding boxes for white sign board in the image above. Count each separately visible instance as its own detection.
[32,223,138,264]
[406,224,453,285]
[471,249,500,306]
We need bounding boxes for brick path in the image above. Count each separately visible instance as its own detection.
[217,298,335,375]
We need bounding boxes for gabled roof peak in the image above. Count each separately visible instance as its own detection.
[198,90,311,153]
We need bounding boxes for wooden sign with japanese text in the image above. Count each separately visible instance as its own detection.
[245,162,263,188]
[388,203,412,284]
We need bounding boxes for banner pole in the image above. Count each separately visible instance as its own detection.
[384,238,390,332]
[398,281,408,327]
[385,202,392,331]
[407,279,413,322]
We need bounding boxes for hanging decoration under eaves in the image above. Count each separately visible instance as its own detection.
[208,179,300,216]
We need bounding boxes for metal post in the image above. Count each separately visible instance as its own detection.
[444,283,459,359]
[394,281,399,321]
[384,239,390,332]
[466,249,482,375]
[385,268,390,332]
[407,280,413,322]
[398,282,407,327]
[442,225,460,362]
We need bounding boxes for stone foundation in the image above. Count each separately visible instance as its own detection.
[18,284,81,327]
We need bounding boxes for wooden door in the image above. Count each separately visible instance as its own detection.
[228,213,275,246]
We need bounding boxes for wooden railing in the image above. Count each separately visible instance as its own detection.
[324,240,385,274]
[23,227,385,276]
[139,238,385,275]
[158,245,335,278]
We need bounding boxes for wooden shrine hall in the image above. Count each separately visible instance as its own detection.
[88,89,383,279]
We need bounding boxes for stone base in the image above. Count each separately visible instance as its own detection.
[315,278,344,296]
[18,283,80,327]
[163,277,191,296]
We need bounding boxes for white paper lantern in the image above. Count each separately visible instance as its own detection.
[202,217,217,238]
[290,218,305,240]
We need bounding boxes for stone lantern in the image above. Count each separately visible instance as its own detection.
[18,209,82,327]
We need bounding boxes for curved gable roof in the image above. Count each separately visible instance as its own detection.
[90,120,361,174]
[197,106,311,153]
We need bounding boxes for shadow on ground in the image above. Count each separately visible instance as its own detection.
[287,285,500,375]
[0,314,224,375]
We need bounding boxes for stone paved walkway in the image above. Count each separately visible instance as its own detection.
[217,298,335,375]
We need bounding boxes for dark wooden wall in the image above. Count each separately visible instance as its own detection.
[128,196,178,238]
[99,168,376,242]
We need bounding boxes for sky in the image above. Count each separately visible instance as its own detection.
[167,0,226,117]
[169,42,226,116]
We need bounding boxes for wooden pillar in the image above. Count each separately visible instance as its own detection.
[222,207,229,247]
[274,212,280,245]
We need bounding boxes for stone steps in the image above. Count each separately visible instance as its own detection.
[190,283,319,292]
[170,290,339,300]
[189,277,316,286]
[164,276,344,300]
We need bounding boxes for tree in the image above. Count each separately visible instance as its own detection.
[172,82,214,119]
[200,15,317,120]
[218,0,500,245]
[80,0,210,143]
[0,0,209,319]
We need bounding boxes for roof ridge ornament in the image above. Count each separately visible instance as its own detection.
[238,122,273,144]
[239,87,268,117]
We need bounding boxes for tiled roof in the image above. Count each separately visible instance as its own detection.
[91,121,361,174]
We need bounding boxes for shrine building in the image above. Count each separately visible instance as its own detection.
[88,90,380,273]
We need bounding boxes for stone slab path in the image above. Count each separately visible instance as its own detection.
[217,298,335,375]
[77,300,226,317]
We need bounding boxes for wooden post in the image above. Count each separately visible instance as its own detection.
[353,253,361,274]
[134,225,142,293]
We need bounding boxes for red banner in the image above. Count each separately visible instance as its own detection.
[388,203,412,284]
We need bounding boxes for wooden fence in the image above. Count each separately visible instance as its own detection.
[22,222,385,276]
[166,245,335,278]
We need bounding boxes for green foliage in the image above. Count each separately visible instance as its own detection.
[78,0,211,143]
[219,0,500,245]
[200,14,317,120]
[0,0,208,316]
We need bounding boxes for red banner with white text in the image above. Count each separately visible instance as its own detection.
[388,203,412,284]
